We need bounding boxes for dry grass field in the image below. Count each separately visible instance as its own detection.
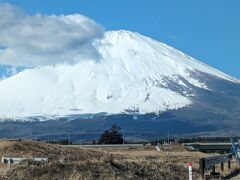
[0,139,239,180]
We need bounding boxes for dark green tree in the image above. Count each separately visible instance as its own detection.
[98,124,123,144]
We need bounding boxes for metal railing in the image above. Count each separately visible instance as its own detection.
[199,153,232,178]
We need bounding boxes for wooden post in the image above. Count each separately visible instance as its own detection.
[199,158,205,178]
[221,162,224,171]
[211,165,216,174]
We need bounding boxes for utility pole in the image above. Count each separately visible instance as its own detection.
[11,117,14,139]
[68,131,71,145]
[123,129,124,145]
[168,129,170,145]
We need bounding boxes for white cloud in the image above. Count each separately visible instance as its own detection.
[0,3,104,67]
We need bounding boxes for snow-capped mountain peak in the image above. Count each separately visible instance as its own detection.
[0,30,238,119]
[102,30,237,82]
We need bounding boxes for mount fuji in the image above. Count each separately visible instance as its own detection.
[0,30,240,140]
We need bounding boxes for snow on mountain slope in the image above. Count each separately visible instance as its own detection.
[100,30,237,83]
[0,30,238,119]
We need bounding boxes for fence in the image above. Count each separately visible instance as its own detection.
[1,157,48,164]
[199,153,232,178]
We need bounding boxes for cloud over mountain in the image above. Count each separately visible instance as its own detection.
[0,3,104,67]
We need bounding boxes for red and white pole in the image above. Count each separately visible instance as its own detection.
[187,162,193,180]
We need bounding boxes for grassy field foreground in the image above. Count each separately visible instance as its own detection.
[0,140,221,179]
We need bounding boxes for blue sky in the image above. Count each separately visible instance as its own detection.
[0,0,240,78]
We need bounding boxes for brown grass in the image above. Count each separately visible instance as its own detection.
[0,140,236,180]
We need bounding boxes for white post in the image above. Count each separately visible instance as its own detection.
[187,162,193,180]
[8,159,11,169]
